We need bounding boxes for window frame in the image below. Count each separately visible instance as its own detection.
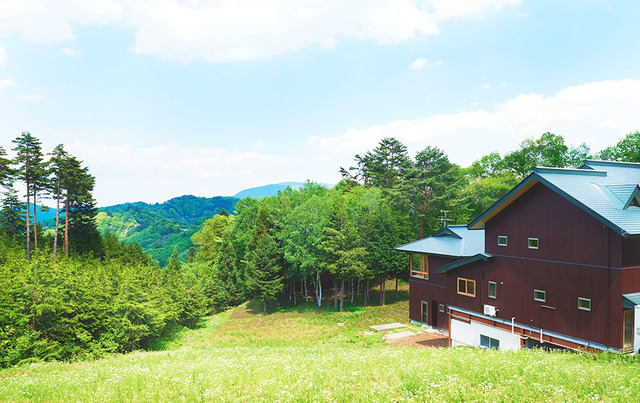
[410,254,429,279]
[439,304,445,313]
[528,238,539,249]
[534,289,546,303]
[457,277,476,297]
[578,297,592,311]
[480,334,500,349]
[497,236,508,247]
[488,281,497,299]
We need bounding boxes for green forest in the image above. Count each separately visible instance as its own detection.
[1,130,640,368]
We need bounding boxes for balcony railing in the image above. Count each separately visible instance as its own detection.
[411,270,428,279]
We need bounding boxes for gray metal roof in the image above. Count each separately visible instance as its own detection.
[469,160,640,237]
[394,225,486,257]
[623,292,640,309]
[538,160,640,236]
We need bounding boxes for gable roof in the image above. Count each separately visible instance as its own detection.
[468,160,640,237]
[394,225,486,257]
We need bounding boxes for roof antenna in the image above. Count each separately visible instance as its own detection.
[440,210,451,230]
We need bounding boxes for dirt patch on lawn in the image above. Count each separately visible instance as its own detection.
[387,331,449,348]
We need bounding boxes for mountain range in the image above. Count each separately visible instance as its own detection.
[35,182,311,265]
[95,182,308,265]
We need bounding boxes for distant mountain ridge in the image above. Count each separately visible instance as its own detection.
[233,182,306,199]
[95,195,239,265]
[101,195,239,225]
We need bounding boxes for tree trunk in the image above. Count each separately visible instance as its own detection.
[364,279,368,306]
[312,271,322,307]
[333,279,338,311]
[381,277,386,306]
[263,299,268,312]
[64,197,69,257]
[317,272,322,307]
[350,279,354,304]
[340,280,344,313]
[304,277,308,302]
[25,178,31,261]
[53,171,61,259]
[33,190,38,249]
[395,277,398,302]
[379,277,383,305]
[293,282,297,305]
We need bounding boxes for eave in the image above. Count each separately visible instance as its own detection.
[467,169,628,238]
[432,253,492,274]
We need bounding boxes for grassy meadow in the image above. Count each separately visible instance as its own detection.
[2,284,640,402]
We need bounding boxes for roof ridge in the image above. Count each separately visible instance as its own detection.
[584,159,640,168]
[534,167,607,176]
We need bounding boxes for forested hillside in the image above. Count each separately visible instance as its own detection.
[94,195,239,265]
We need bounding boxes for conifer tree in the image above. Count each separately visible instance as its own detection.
[246,205,283,312]
[48,144,69,259]
[0,187,25,236]
[12,132,44,260]
[61,155,101,256]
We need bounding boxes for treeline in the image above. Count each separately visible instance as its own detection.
[0,234,209,368]
[0,132,101,258]
[186,183,413,313]
[0,133,223,368]
[186,131,640,314]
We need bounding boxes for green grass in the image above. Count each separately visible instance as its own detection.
[3,286,640,402]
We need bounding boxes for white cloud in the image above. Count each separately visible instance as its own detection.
[72,142,296,205]
[61,47,77,58]
[309,79,640,167]
[18,93,44,102]
[0,78,17,91]
[409,58,428,70]
[0,0,520,62]
[0,47,6,66]
[409,57,443,70]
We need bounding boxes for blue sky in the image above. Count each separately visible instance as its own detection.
[1,0,640,206]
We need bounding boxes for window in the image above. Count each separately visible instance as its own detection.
[421,300,428,324]
[410,254,429,279]
[480,335,500,349]
[534,289,546,302]
[439,304,445,313]
[578,298,591,311]
[498,236,508,246]
[528,238,539,249]
[457,277,476,297]
[488,281,497,299]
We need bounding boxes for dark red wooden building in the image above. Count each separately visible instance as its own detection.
[396,160,640,351]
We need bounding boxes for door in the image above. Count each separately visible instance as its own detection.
[421,300,428,324]
[624,310,634,351]
[431,300,438,328]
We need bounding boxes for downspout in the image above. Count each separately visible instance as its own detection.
[448,308,452,347]
[481,270,485,304]
[605,228,611,349]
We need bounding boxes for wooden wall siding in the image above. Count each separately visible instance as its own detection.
[622,237,640,267]
[620,267,640,294]
[452,256,623,347]
[409,279,449,329]
[409,254,456,328]
[485,183,622,268]
[480,183,627,348]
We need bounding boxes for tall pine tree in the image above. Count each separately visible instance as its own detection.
[12,132,44,260]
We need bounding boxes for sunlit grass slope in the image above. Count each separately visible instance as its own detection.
[3,290,640,402]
